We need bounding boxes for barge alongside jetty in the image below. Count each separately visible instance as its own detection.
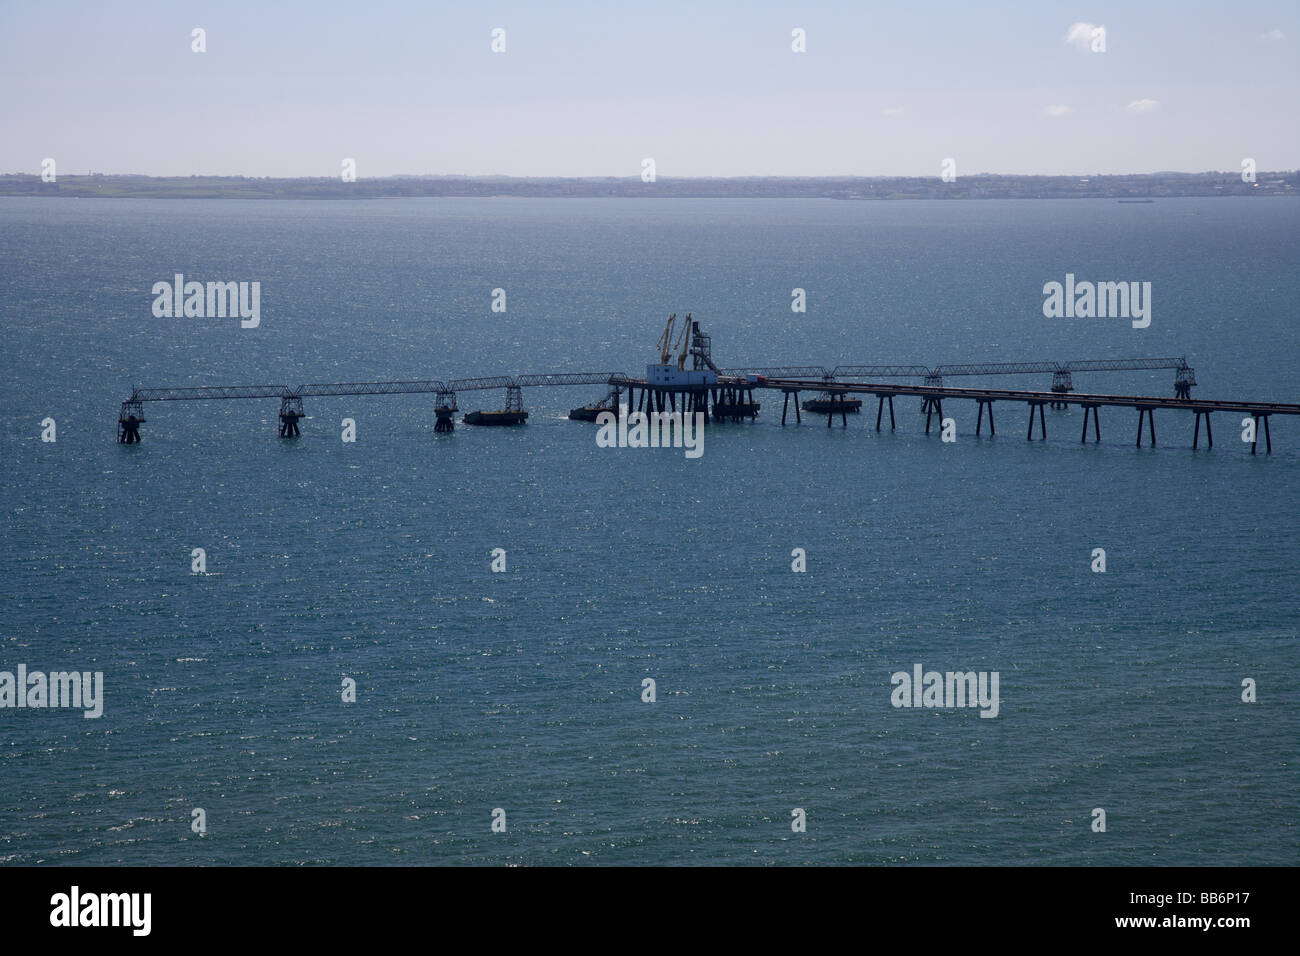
[803,394,862,415]
[463,409,528,426]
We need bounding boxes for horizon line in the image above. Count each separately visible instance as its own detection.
[5,169,1299,180]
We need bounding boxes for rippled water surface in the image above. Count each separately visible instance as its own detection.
[1,197,1297,864]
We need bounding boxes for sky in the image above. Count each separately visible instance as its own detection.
[1,0,1296,177]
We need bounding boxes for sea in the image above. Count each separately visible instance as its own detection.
[1,195,1297,865]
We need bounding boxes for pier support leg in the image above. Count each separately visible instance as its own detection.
[1193,411,1200,449]
[1027,402,1046,441]
[926,399,933,435]
[1081,405,1100,443]
[279,397,304,438]
[794,393,801,424]
[976,401,984,436]
[118,415,143,443]
[782,392,790,425]
[1247,414,1272,454]
[987,402,994,435]
[1136,408,1155,447]
[877,396,884,432]
[117,403,145,443]
[841,395,848,428]
[1206,413,1213,448]
[1251,414,1269,454]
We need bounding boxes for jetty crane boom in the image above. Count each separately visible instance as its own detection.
[674,312,693,370]
[655,314,677,365]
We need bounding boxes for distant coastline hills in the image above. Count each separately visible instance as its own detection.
[1,171,1295,200]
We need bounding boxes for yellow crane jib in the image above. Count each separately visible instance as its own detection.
[656,313,677,365]
[674,312,692,370]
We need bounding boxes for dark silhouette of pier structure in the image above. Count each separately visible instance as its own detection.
[117,338,1295,454]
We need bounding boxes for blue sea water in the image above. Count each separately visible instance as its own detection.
[1,196,1297,865]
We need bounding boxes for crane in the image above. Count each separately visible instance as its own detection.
[655,314,677,365]
[674,313,693,370]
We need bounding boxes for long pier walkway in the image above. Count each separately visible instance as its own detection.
[755,378,1298,453]
[115,352,1297,454]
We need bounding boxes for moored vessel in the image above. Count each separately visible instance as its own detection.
[802,393,861,414]
[464,409,528,426]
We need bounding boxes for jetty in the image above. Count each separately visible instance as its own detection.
[117,319,1297,454]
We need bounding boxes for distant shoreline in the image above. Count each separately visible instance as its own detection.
[2,171,1296,200]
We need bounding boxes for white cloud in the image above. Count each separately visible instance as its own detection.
[1126,98,1160,113]
[1044,104,1072,117]
[882,107,905,117]
[1065,22,1099,51]
[1261,28,1284,41]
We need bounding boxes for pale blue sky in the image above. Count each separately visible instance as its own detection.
[2,0,1296,176]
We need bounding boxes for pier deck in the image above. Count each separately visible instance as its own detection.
[115,353,1297,453]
